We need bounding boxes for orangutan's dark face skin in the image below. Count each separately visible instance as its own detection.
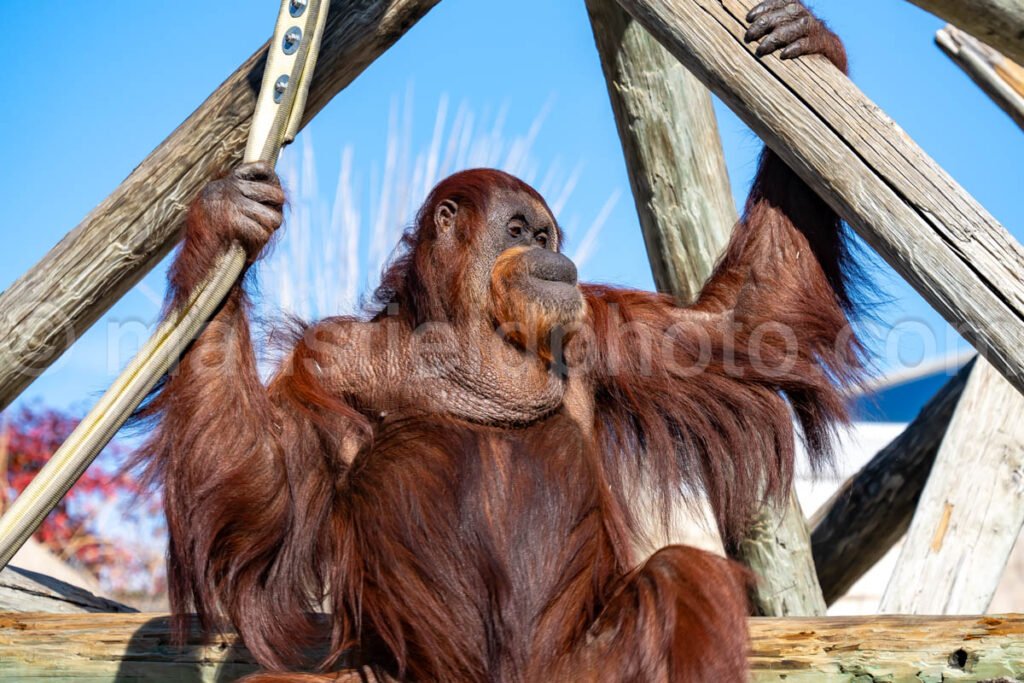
[435,188,585,338]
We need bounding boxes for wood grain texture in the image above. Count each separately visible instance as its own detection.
[748,614,1024,682]
[2,612,1023,681]
[0,0,441,411]
[880,358,1024,614]
[734,491,827,616]
[613,0,1024,397]
[906,0,1024,67]
[586,0,826,618]
[0,566,134,614]
[584,0,735,306]
[810,358,975,605]
[937,24,1024,130]
[997,55,1024,96]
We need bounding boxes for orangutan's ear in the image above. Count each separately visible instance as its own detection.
[435,199,458,233]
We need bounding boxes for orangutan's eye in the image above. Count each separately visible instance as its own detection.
[535,232,549,247]
[508,223,524,239]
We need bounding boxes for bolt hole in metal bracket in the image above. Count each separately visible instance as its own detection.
[282,26,303,55]
[274,74,291,103]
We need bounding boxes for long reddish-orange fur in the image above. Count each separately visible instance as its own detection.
[134,23,861,681]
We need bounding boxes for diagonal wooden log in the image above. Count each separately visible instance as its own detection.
[2,612,1024,681]
[0,566,135,614]
[880,358,1024,614]
[904,0,1024,68]
[811,358,975,605]
[937,24,1024,130]
[584,0,825,617]
[0,0,442,411]
[612,0,1024,396]
[998,51,1024,95]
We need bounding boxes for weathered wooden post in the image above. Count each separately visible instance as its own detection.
[584,0,733,306]
[585,0,828,616]
[0,565,134,614]
[811,359,975,604]
[880,359,1024,614]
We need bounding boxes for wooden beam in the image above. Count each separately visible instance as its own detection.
[937,24,1024,130]
[733,492,827,616]
[2,612,1024,681]
[749,614,1024,682]
[810,359,974,605]
[998,53,1024,96]
[880,358,1024,614]
[905,0,1024,67]
[584,0,734,306]
[584,0,825,616]
[612,0,1024,396]
[0,0,441,411]
[0,566,135,614]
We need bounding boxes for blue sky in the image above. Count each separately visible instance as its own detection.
[2,0,1021,413]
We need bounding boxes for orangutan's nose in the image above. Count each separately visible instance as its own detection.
[529,249,577,285]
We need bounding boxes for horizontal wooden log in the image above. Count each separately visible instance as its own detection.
[0,0,441,411]
[749,614,1024,681]
[905,0,1024,67]
[1,612,1023,681]
[811,358,975,605]
[613,0,1024,395]
[937,24,1024,130]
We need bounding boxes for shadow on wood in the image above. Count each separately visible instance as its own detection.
[114,615,258,683]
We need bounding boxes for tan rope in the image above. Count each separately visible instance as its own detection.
[0,0,330,570]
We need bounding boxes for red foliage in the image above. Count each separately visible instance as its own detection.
[0,404,162,590]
